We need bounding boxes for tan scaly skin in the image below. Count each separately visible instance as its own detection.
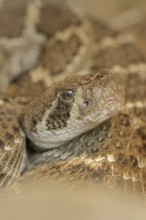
[22,71,124,150]
[0,0,146,204]
[0,70,124,188]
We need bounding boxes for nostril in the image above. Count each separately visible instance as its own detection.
[83,100,90,108]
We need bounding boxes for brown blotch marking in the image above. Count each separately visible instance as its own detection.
[92,43,146,70]
[124,77,146,103]
[46,99,71,130]
[41,34,82,75]
[117,114,131,127]
[89,17,117,41]
[12,123,20,133]
[137,127,146,140]
[37,2,81,38]
[0,0,30,37]
[116,152,129,166]
[4,132,14,142]
[121,117,131,127]
[0,140,4,148]
[128,155,138,167]
[0,173,6,181]
[7,74,48,99]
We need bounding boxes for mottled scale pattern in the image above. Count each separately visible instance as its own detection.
[89,37,146,104]
[3,2,117,97]
[0,0,30,37]
[122,17,146,53]
[12,105,146,198]
[89,17,117,42]
[0,96,25,187]
[37,1,81,38]
[10,14,146,198]
[92,43,145,69]
[0,0,146,202]
[41,34,83,76]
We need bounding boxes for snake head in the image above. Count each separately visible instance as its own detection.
[22,70,125,150]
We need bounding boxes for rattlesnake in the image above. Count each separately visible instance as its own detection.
[0,0,146,201]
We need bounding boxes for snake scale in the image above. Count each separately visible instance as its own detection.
[0,0,146,201]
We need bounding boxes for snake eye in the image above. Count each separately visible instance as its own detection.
[60,90,74,102]
[83,100,91,108]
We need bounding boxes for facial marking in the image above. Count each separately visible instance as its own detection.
[22,71,125,149]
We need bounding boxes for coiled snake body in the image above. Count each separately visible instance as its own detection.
[0,0,146,200]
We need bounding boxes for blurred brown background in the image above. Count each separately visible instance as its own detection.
[51,0,146,21]
[62,0,146,52]
[68,0,146,20]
